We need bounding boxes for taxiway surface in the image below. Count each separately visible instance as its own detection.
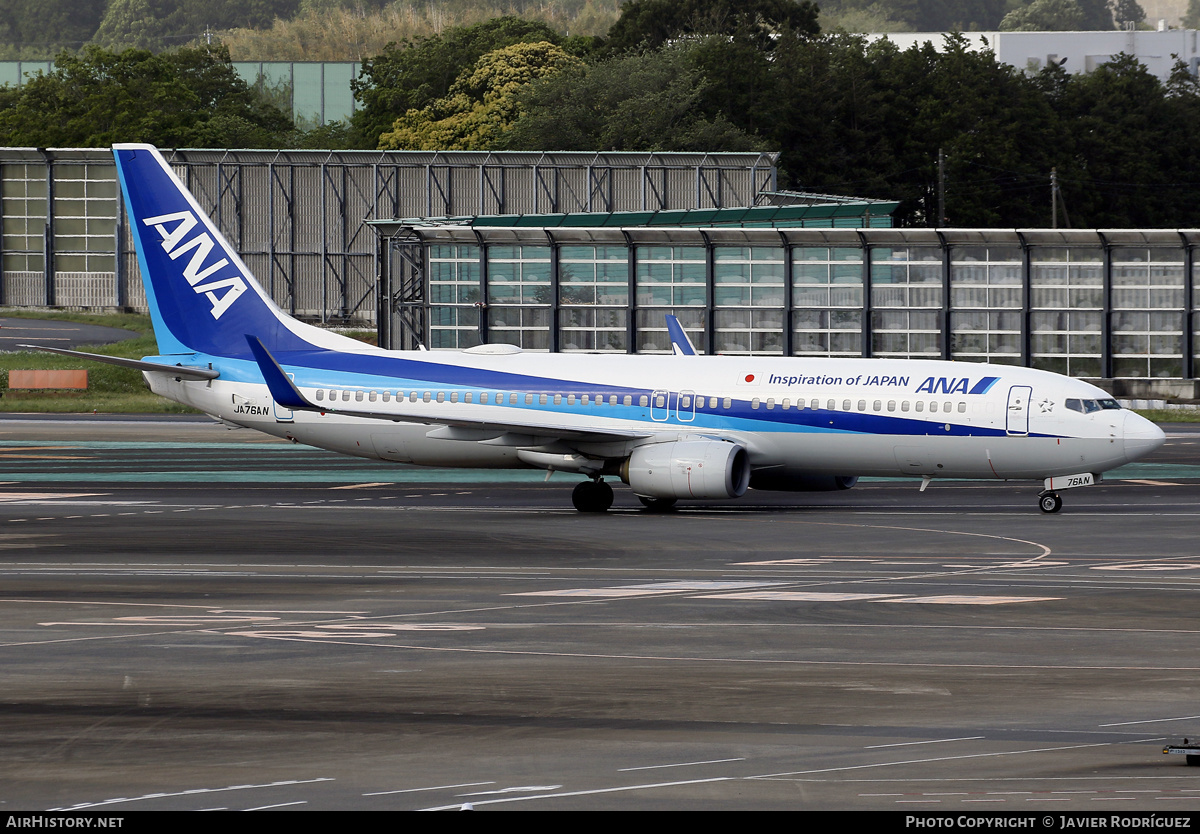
[1,415,1199,811]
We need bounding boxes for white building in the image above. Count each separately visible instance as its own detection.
[872,29,1200,79]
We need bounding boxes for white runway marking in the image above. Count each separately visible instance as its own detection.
[619,758,746,772]
[878,595,1062,605]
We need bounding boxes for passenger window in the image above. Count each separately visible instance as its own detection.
[450,392,458,403]
[943,401,951,413]
[553,394,562,405]
[637,395,646,406]
[315,389,324,401]
[781,398,790,410]
[465,392,472,403]
[724,397,732,409]
[842,399,851,411]
[929,401,937,413]
[752,398,761,409]
[409,392,418,402]
[353,391,363,402]
[480,393,489,404]
[540,394,548,405]
[655,394,666,407]
[766,398,774,410]
[873,400,881,412]
[812,399,820,410]
[857,399,866,411]
[681,396,691,408]
[581,395,589,405]
[900,401,909,412]
[436,392,445,403]
[510,394,519,404]
[957,402,966,413]
[625,395,633,406]
[369,391,377,402]
[915,401,923,412]
[382,392,391,403]
[525,394,533,405]
[887,400,895,412]
[827,399,835,410]
[710,397,718,409]
[342,391,351,401]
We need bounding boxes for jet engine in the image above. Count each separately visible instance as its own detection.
[621,439,751,499]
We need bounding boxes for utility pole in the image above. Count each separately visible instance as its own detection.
[1051,167,1057,229]
[937,148,945,227]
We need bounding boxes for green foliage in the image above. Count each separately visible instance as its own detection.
[604,0,819,54]
[817,0,1008,32]
[351,16,572,147]
[378,40,582,150]
[1186,0,1200,28]
[0,1,107,56]
[92,0,301,52]
[1000,0,1087,31]
[0,44,294,148]
[502,44,763,151]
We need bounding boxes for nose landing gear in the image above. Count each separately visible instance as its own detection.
[1038,491,1063,513]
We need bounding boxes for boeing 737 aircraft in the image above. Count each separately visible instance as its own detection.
[31,145,1166,513]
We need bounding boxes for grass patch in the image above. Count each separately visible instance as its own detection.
[1133,409,1200,424]
[0,308,197,413]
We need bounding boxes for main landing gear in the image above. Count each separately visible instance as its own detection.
[637,496,677,512]
[1038,491,1063,514]
[572,478,614,513]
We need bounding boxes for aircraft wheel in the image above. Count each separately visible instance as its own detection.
[637,496,677,512]
[572,480,613,513]
[1039,492,1063,514]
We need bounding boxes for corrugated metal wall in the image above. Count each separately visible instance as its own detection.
[0,148,779,325]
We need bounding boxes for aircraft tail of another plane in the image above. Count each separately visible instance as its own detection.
[113,143,362,360]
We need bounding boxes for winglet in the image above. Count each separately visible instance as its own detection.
[245,335,314,410]
[664,315,697,356]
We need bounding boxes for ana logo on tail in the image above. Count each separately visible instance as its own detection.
[142,210,247,320]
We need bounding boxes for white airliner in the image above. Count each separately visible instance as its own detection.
[31,144,1166,513]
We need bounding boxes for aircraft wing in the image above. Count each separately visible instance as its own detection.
[245,336,655,444]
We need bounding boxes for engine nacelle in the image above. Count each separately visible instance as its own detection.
[621,439,751,499]
[749,472,859,492]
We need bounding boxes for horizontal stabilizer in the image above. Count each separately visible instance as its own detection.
[18,345,219,380]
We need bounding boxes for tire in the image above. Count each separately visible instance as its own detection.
[572,480,613,513]
[1039,493,1063,514]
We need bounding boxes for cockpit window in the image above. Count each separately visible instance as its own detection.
[1066,397,1122,414]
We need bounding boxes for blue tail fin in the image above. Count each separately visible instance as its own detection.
[113,144,321,359]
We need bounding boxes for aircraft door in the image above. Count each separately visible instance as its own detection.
[1006,385,1032,436]
[677,389,696,422]
[651,389,670,421]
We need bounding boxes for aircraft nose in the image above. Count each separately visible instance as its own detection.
[1122,411,1166,463]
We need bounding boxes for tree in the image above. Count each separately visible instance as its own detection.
[91,0,300,52]
[0,45,294,148]
[603,0,819,54]
[351,17,579,148]
[999,0,1087,31]
[1109,0,1145,28]
[1186,0,1200,28]
[377,41,582,150]
[0,0,107,56]
[502,44,762,151]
